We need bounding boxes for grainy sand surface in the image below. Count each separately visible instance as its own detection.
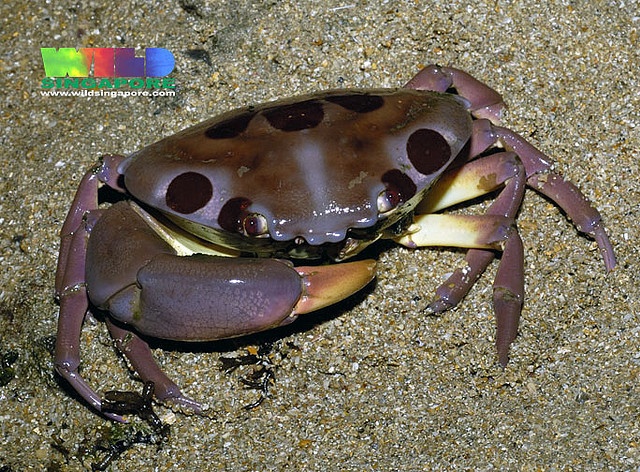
[1,1,637,470]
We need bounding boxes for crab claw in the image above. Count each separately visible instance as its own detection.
[98,254,376,342]
[294,260,377,314]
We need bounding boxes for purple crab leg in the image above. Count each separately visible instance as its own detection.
[55,209,124,422]
[55,168,99,297]
[55,154,126,296]
[485,162,526,365]
[105,320,202,413]
[470,118,616,271]
[407,151,527,365]
[406,64,615,364]
[405,65,507,122]
[493,125,617,271]
[54,155,134,422]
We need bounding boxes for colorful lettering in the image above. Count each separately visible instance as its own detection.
[40,48,175,78]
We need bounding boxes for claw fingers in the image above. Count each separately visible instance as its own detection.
[294,260,377,314]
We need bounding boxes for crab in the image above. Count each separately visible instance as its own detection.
[55,65,616,421]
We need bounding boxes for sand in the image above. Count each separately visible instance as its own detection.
[1,1,638,470]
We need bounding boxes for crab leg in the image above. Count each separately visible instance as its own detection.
[55,209,125,422]
[55,156,139,421]
[103,320,202,413]
[408,68,615,271]
[405,65,506,122]
[492,124,616,271]
[403,66,615,364]
[465,119,616,271]
[397,151,526,365]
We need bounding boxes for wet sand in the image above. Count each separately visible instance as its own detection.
[1,1,637,470]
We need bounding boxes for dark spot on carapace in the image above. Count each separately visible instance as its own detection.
[406,128,451,175]
[166,172,213,214]
[205,111,253,139]
[262,100,324,132]
[218,196,252,233]
[381,169,417,207]
[325,94,384,113]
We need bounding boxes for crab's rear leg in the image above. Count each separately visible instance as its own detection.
[55,213,127,421]
[405,65,506,122]
[450,118,616,272]
[489,123,616,271]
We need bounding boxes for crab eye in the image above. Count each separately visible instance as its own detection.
[378,169,417,216]
[377,189,402,215]
[242,213,269,237]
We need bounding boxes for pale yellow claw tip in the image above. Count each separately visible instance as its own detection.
[294,260,377,314]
